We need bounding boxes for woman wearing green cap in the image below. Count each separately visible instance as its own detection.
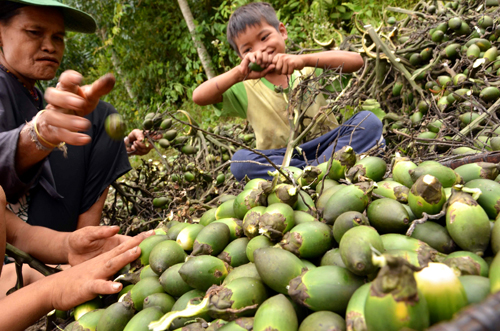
[0,1,154,329]
[0,0,153,232]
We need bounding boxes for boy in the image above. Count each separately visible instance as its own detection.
[192,2,384,181]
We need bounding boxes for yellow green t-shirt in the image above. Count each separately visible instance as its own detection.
[222,67,338,150]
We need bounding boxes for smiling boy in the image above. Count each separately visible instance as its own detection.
[192,2,384,181]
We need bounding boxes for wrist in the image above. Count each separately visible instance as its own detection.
[35,111,62,147]
[60,232,71,264]
[38,277,59,311]
[230,66,247,83]
[298,54,313,67]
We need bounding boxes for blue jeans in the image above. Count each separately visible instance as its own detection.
[230,111,384,181]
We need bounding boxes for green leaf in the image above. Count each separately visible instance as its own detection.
[341,2,359,11]
[369,108,386,121]
[341,12,352,20]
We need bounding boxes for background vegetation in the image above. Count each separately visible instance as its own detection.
[48,0,416,130]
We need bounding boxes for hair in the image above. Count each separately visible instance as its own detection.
[0,2,26,26]
[226,2,280,55]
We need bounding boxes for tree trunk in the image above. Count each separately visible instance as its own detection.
[97,28,137,102]
[110,49,137,101]
[177,0,215,79]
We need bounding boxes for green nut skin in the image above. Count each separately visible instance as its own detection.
[339,226,384,276]
[253,294,298,331]
[104,113,126,141]
[248,62,265,72]
[288,265,364,313]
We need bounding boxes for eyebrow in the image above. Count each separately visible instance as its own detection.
[239,28,272,52]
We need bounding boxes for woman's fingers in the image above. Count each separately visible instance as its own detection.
[53,128,92,146]
[82,73,116,106]
[44,87,87,112]
[57,70,83,95]
[42,110,90,132]
[38,111,92,146]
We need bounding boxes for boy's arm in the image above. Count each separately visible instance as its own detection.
[192,68,245,106]
[273,50,364,75]
[0,231,152,331]
[192,51,276,106]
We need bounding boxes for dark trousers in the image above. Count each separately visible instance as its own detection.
[230,111,384,181]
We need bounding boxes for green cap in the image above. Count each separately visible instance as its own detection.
[4,0,97,33]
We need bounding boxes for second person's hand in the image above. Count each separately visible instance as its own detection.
[49,230,154,311]
[66,225,129,266]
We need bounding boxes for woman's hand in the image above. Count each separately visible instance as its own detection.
[66,226,129,266]
[45,70,115,116]
[35,70,116,147]
[49,230,154,311]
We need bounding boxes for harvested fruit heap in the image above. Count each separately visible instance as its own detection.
[102,110,255,235]
[103,0,500,234]
[62,145,500,330]
[349,0,500,160]
[57,0,500,330]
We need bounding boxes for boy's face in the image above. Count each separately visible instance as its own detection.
[234,20,287,58]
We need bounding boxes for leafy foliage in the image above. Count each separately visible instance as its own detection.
[48,0,415,130]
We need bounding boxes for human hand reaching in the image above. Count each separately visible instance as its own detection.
[49,230,154,311]
[125,130,162,156]
[66,226,129,266]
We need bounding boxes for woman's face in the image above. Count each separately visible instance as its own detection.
[0,6,65,88]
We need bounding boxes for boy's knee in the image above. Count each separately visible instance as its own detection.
[230,150,253,181]
[232,149,254,162]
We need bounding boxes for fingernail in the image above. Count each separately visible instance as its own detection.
[78,136,90,144]
[111,225,119,229]
[112,283,121,290]
[145,230,155,236]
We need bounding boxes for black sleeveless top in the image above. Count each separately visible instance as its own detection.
[0,68,131,231]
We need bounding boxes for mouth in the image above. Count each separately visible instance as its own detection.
[37,57,60,65]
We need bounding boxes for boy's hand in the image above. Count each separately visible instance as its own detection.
[272,54,306,75]
[238,51,276,80]
[66,226,129,266]
[49,230,154,311]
